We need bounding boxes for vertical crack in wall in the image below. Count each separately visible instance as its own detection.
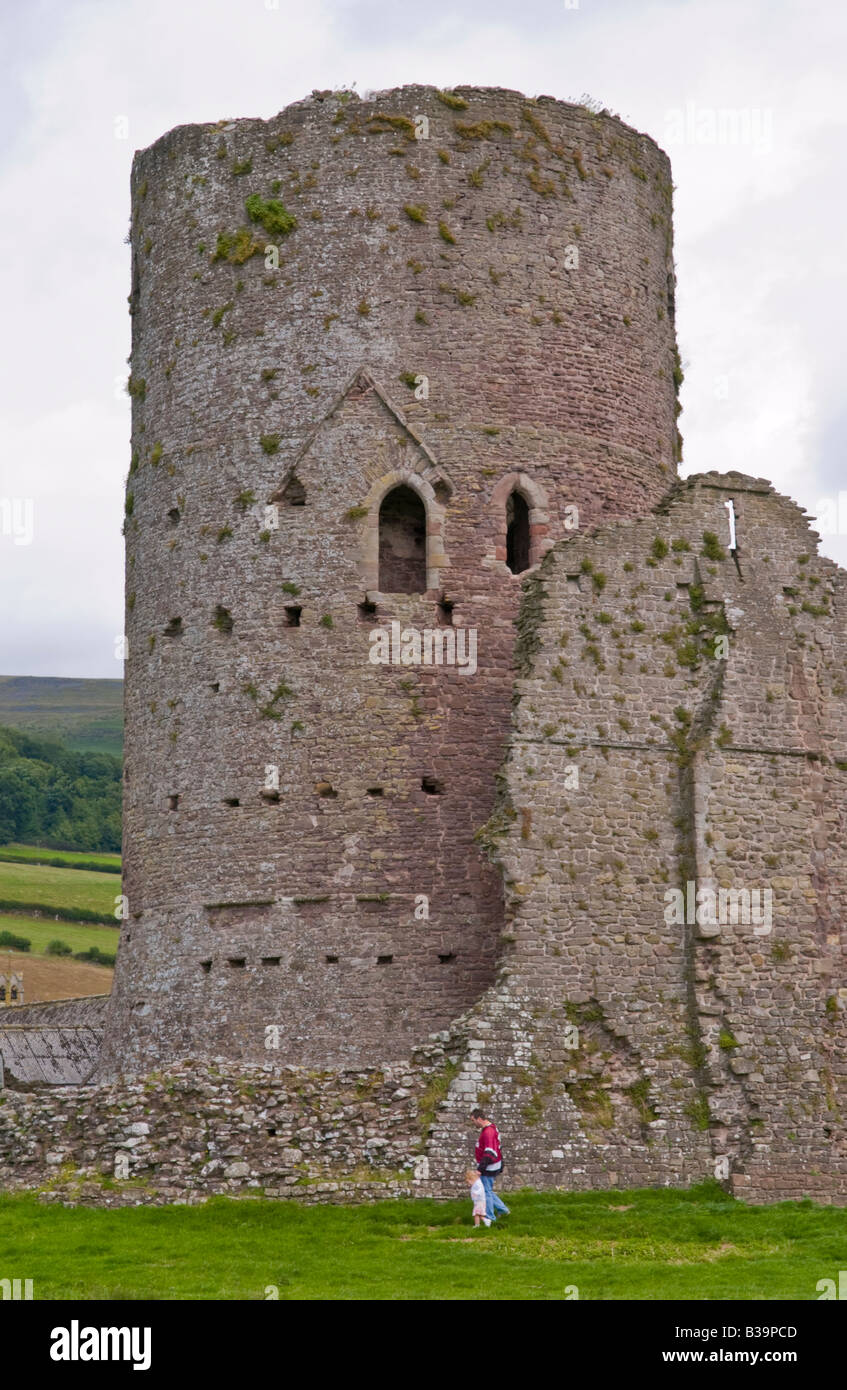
[672,578,752,1185]
[787,650,835,947]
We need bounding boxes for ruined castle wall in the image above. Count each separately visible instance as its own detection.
[0,1047,463,1205]
[427,473,847,1202]
[5,471,844,1204]
[104,86,680,1077]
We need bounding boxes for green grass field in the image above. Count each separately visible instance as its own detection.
[0,912,119,956]
[1,1185,843,1300]
[0,860,119,922]
[0,843,121,873]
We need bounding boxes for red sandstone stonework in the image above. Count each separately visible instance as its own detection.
[2,88,842,1207]
[427,472,847,1202]
[99,85,679,1077]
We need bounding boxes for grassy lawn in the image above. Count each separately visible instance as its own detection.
[0,843,121,873]
[1,1184,843,1300]
[0,860,119,920]
[0,913,118,956]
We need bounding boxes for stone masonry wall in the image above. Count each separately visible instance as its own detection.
[103,85,679,1077]
[427,472,847,1204]
[8,89,838,1206]
[2,474,844,1203]
[0,1044,469,1206]
[3,475,840,1195]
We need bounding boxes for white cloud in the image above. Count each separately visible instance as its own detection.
[1,0,845,675]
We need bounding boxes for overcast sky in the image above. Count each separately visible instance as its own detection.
[1,0,844,678]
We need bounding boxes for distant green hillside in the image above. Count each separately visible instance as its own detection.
[0,676,122,756]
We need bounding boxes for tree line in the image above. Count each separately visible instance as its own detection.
[0,725,121,852]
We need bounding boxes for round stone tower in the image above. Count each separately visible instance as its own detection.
[99,85,680,1078]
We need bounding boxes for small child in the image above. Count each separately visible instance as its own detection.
[467,1169,490,1227]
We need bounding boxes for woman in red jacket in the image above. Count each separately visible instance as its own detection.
[471,1109,510,1222]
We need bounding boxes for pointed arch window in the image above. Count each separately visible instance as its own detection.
[378,485,427,594]
[506,490,531,574]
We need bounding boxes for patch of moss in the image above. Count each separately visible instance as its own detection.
[260,681,293,719]
[625,1078,658,1125]
[455,119,513,140]
[701,531,726,562]
[684,1094,711,1131]
[211,229,263,264]
[245,193,297,238]
[366,112,416,138]
[211,302,233,329]
[468,160,488,188]
[568,1079,615,1131]
[264,131,294,152]
[417,1056,461,1147]
[438,283,477,307]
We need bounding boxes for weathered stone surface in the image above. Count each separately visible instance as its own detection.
[1,87,842,1209]
[103,83,678,1079]
[427,473,847,1204]
[0,1049,462,1206]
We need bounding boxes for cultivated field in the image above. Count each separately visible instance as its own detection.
[0,948,112,1001]
[0,850,119,1003]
